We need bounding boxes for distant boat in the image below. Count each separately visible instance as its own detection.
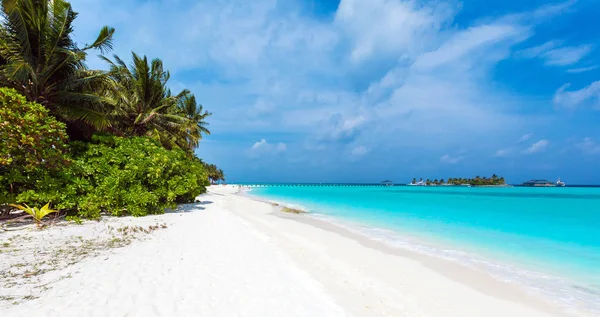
[556,178,566,187]
[407,180,426,186]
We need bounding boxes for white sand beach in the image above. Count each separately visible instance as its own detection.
[0,185,580,317]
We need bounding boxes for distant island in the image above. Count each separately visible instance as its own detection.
[410,174,506,186]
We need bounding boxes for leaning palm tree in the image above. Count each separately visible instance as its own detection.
[0,0,115,135]
[178,94,211,150]
[102,52,193,149]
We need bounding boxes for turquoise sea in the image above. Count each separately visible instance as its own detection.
[248,185,600,314]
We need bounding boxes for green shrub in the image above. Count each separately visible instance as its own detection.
[65,215,84,225]
[63,136,206,218]
[0,88,69,214]
[0,88,207,218]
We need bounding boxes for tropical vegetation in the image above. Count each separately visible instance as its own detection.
[0,0,222,221]
[0,88,69,217]
[448,175,506,186]
[100,53,211,150]
[410,175,506,186]
[10,203,57,228]
[203,162,226,184]
[0,0,115,138]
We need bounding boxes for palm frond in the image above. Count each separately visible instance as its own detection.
[0,0,116,138]
[83,26,115,54]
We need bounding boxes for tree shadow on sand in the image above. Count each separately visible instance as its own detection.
[166,200,213,213]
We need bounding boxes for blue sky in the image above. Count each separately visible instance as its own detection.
[71,0,600,184]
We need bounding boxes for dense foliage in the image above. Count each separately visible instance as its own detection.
[448,175,505,186]
[0,0,115,138]
[102,53,211,150]
[0,88,69,215]
[0,0,224,220]
[203,163,226,184]
[16,136,209,219]
[68,136,208,218]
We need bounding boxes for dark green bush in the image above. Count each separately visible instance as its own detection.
[0,88,69,214]
[0,89,207,218]
[17,135,208,219]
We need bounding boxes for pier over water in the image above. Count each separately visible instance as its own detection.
[236,183,407,187]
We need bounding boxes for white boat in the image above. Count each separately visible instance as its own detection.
[407,180,426,186]
[556,178,566,187]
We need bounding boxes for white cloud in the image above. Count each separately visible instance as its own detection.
[276,143,287,152]
[68,0,580,171]
[566,66,598,73]
[251,139,267,150]
[249,99,276,115]
[359,22,534,152]
[519,133,533,142]
[543,45,593,66]
[528,0,576,19]
[351,145,369,157]
[335,0,454,63]
[494,149,511,157]
[517,41,559,58]
[317,114,368,143]
[553,81,600,109]
[248,139,286,157]
[523,140,549,154]
[517,41,593,66]
[577,137,600,155]
[414,24,525,71]
[440,154,465,164]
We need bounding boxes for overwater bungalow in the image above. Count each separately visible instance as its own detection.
[381,180,394,187]
[520,180,555,187]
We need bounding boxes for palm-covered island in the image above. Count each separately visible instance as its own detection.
[0,0,224,219]
[410,174,507,186]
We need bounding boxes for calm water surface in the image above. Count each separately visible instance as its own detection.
[248,186,600,315]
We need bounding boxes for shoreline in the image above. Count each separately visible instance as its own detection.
[242,186,595,316]
[1,185,589,316]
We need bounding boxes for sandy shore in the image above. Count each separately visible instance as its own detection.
[0,185,581,316]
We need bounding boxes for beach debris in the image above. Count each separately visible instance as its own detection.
[281,207,306,214]
[0,222,168,307]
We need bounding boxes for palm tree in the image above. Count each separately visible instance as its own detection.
[178,94,211,150]
[0,0,115,136]
[491,174,499,185]
[411,178,417,184]
[202,162,225,184]
[102,52,192,149]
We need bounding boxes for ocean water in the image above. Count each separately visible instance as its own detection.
[248,185,600,315]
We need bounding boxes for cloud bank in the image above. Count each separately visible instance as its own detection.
[70,0,600,183]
